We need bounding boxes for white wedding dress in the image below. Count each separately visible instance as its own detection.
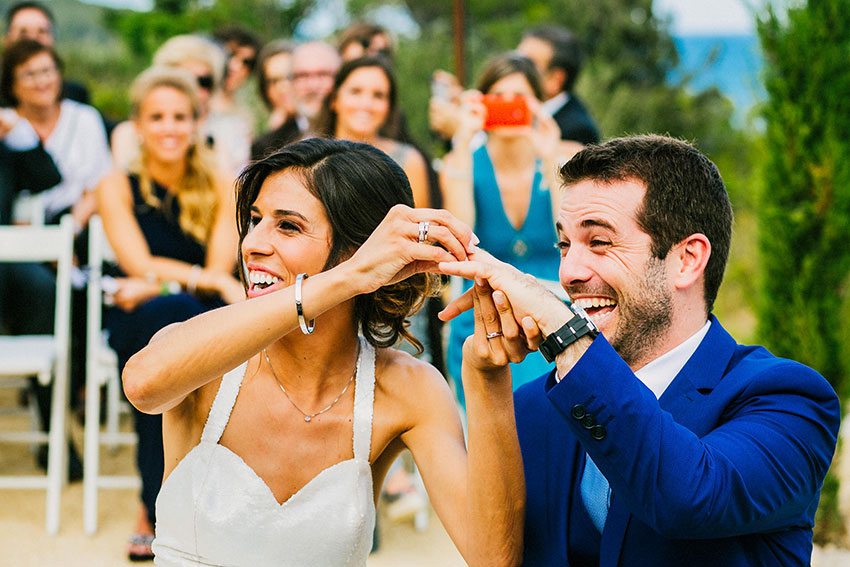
[152,337,376,566]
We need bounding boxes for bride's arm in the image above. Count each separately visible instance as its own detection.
[123,205,476,415]
[400,282,526,566]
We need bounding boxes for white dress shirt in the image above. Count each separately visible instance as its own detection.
[541,91,569,118]
[634,320,711,398]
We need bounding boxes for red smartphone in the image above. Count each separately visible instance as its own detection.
[482,95,532,129]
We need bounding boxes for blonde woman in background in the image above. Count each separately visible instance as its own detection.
[97,66,242,561]
[112,34,251,176]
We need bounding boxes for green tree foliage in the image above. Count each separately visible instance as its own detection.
[756,0,850,543]
[104,0,314,65]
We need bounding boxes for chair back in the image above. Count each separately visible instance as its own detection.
[0,216,74,381]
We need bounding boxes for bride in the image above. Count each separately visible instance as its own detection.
[123,138,526,566]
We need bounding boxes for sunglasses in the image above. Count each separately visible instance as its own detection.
[196,75,214,90]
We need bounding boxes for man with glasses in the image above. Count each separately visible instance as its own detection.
[251,40,340,159]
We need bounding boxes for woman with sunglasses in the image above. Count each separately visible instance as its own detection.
[112,34,252,177]
[98,66,243,561]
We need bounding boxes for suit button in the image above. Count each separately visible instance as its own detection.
[582,414,596,429]
[571,404,586,420]
[591,425,607,440]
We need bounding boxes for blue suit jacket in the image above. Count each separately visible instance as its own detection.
[515,317,840,566]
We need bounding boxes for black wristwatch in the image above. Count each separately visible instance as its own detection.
[538,302,599,363]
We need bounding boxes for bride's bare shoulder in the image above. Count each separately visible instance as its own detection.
[373,347,457,417]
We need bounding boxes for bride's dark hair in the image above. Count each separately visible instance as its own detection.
[235,137,434,352]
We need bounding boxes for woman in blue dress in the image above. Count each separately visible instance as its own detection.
[440,53,586,407]
[97,66,243,560]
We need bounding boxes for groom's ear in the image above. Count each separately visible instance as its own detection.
[670,233,710,292]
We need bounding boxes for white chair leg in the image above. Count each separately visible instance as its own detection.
[106,365,121,452]
[28,386,41,455]
[83,352,102,535]
[45,362,68,535]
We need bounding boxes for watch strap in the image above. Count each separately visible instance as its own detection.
[539,309,599,363]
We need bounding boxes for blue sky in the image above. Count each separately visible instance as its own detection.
[83,0,765,36]
[654,0,764,35]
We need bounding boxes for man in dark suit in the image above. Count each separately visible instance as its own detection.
[439,134,839,566]
[518,25,599,145]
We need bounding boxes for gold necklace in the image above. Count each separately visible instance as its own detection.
[263,346,358,422]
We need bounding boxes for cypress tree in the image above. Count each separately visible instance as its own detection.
[757,0,850,542]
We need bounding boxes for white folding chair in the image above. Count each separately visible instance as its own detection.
[11,191,46,226]
[0,215,74,535]
[83,215,139,535]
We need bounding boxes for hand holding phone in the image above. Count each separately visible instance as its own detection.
[481,95,531,130]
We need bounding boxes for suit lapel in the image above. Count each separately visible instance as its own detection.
[599,317,737,565]
[658,316,737,429]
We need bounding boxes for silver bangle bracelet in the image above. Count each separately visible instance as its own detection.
[295,273,315,335]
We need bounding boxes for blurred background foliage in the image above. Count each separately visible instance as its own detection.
[756,0,850,542]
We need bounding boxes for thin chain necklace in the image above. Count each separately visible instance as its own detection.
[263,346,358,423]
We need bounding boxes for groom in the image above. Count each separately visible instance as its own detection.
[441,135,840,566]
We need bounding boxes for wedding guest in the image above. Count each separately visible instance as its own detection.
[3,1,89,104]
[255,39,295,132]
[112,34,251,176]
[211,25,261,138]
[251,41,339,159]
[517,25,600,144]
[0,38,111,479]
[97,66,242,562]
[440,53,581,406]
[313,56,429,208]
[337,21,393,62]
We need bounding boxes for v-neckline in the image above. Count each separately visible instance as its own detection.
[215,443,361,507]
[481,145,541,233]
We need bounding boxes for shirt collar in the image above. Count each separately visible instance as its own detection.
[541,91,569,116]
[634,320,712,399]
